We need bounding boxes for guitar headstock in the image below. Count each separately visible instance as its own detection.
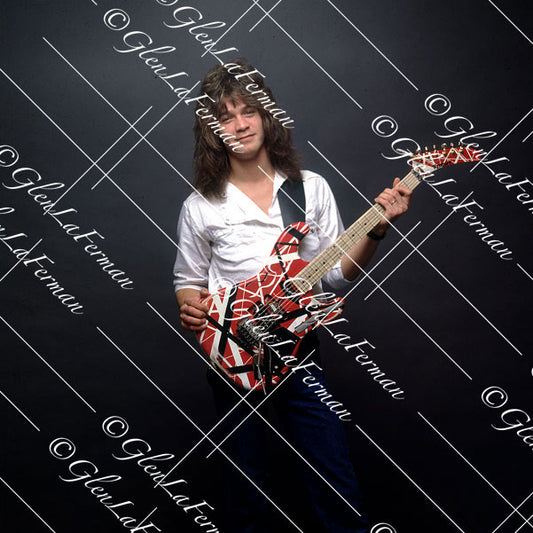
[409,142,482,176]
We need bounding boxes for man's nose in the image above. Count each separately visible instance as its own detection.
[235,115,248,131]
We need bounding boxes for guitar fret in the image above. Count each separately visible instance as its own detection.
[296,171,422,289]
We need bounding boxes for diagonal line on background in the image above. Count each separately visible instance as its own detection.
[0,67,116,184]
[90,90,195,190]
[153,377,258,486]
[0,315,96,413]
[156,349,314,486]
[0,476,57,532]
[0,389,40,432]
[418,412,533,530]
[355,220,421,280]
[204,347,316,460]
[146,301,364,518]
[325,0,419,90]
[0,239,42,283]
[487,0,533,45]
[492,490,533,532]
[51,106,152,207]
[104,177,178,248]
[356,424,466,532]
[364,193,472,300]
[516,516,533,533]
[43,36,172,132]
[249,0,283,32]
[309,140,522,356]
[96,326,305,532]
[341,264,472,378]
[471,106,533,172]
[136,508,159,530]
[250,0,363,109]
[517,264,533,281]
[201,2,259,57]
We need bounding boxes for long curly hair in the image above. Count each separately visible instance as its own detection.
[193,59,301,198]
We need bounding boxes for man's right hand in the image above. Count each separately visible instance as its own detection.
[177,288,210,331]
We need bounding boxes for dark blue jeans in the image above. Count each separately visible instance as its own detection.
[208,345,369,533]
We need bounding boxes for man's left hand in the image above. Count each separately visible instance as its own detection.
[372,177,413,235]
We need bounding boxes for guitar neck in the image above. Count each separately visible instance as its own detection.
[294,170,422,290]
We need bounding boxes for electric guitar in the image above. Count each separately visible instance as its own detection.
[198,144,482,391]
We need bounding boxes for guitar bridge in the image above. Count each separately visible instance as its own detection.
[236,298,284,349]
[236,316,280,347]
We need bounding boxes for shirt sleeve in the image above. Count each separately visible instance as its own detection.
[172,200,212,293]
[312,177,353,291]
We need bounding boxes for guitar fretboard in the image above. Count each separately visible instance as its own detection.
[292,170,422,292]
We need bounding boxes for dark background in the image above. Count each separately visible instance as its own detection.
[1,1,532,532]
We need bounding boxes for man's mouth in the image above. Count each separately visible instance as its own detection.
[236,134,254,142]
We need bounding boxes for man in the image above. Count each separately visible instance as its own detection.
[173,59,411,532]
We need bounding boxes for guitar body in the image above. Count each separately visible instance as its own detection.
[197,222,344,391]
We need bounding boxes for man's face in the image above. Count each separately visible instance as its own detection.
[219,98,266,160]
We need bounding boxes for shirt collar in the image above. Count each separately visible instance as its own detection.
[221,171,286,225]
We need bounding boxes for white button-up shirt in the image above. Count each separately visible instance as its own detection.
[173,170,351,294]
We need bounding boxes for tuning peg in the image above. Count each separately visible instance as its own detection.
[433,144,436,150]
[424,146,428,152]
[450,142,454,147]
[441,143,447,149]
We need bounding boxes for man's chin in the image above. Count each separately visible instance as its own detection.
[230,147,256,158]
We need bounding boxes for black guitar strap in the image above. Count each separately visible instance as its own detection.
[257,177,307,393]
[278,178,306,227]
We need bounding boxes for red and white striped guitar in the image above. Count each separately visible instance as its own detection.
[198,145,482,391]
